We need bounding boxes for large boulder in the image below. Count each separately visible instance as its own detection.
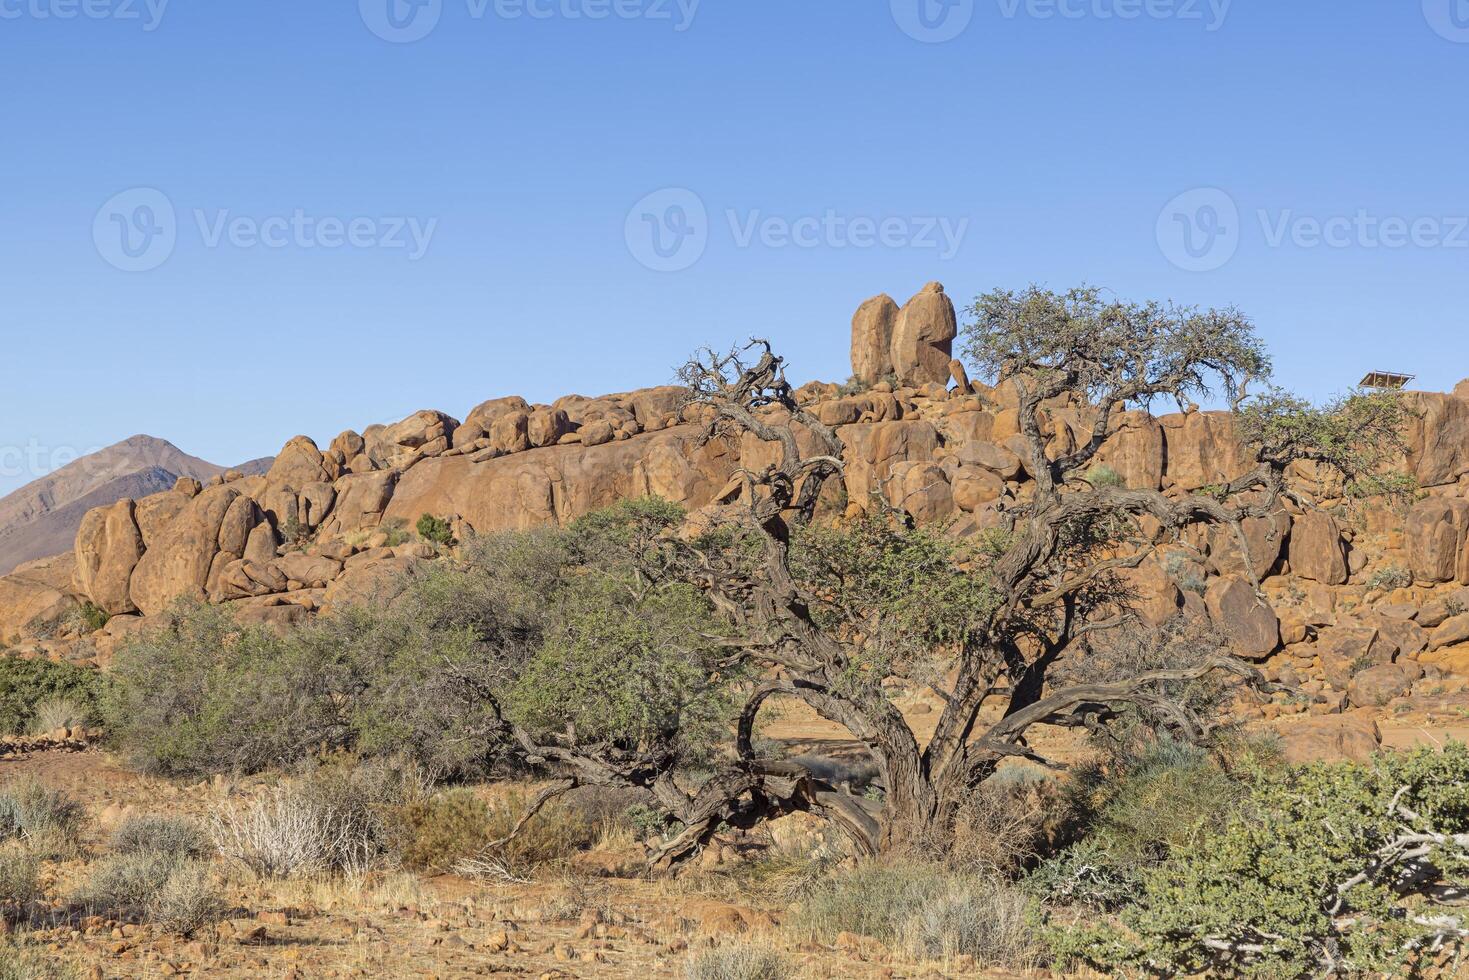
[1203,574,1279,657]
[1406,497,1469,584]
[1347,661,1422,708]
[1277,713,1381,764]
[0,555,79,643]
[850,294,898,383]
[528,408,573,449]
[1318,626,1396,689]
[886,462,954,524]
[383,426,736,535]
[265,436,335,489]
[73,499,145,616]
[1403,392,1469,488]
[1092,409,1164,491]
[128,486,241,615]
[369,410,459,467]
[320,470,399,537]
[889,283,957,387]
[836,421,942,509]
[456,396,532,449]
[1207,506,1290,581]
[1288,511,1349,585]
[1160,411,1254,491]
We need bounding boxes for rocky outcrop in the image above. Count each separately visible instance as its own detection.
[0,282,1463,769]
[890,283,957,387]
[850,294,899,383]
[129,485,256,615]
[72,499,144,616]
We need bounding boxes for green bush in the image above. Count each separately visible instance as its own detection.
[0,655,102,736]
[104,499,733,781]
[1055,743,1469,978]
[102,601,359,777]
[415,513,454,546]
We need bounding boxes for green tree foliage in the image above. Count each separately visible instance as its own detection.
[1058,744,1469,978]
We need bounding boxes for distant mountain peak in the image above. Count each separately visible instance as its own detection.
[0,435,273,575]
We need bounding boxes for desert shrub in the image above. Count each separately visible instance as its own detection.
[789,863,953,946]
[379,521,411,547]
[79,850,178,916]
[945,780,1052,876]
[111,814,209,861]
[0,779,85,859]
[1030,739,1244,909]
[74,601,110,634]
[0,845,40,908]
[29,697,89,736]
[1365,564,1412,591]
[1055,743,1469,978]
[103,601,361,777]
[105,502,731,783]
[145,861,223,936]
[212,775,390,879]
[684,943,792,980]
[1085,464,1125,488]
[79,851,220,935]
[391,789,491,874]
[0,655,102,736]
[0,939,76,980]
[393,788,597,877]
[415,513,454,546]
[791,861,1039,967]
[903,880,1038,968]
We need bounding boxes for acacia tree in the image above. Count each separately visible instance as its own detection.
[443,286,1406,865]
[650,286,1407,856]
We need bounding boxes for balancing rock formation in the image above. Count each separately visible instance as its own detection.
[6,282,1469,762]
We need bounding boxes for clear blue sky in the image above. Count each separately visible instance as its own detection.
[3,0,1468,495]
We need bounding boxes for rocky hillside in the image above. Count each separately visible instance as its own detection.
[0,436,270,577]
[5,282,1469,761]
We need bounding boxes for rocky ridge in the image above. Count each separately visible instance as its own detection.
[6,283,1469,762]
